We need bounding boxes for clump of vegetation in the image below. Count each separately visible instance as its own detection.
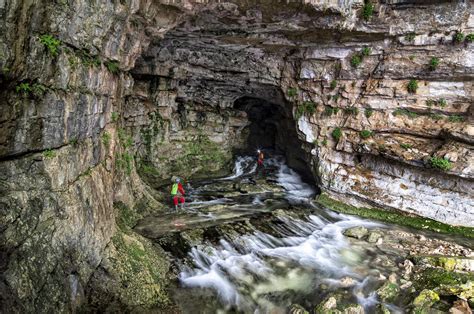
[466,34,474,42]
[429,57,439,71]
[39,34,61,57]
[43,149,56,158]
[393,108,418,119]
[429,156,452,171]
[429,113,443,121]
[454,31,465,43]
[79,50,101,68]
[350,55,362,68]
[364,108,373,119]
[321,139,328,146]
[15,82,31,94]
[316,193,474,239]
[332,94,340,102]
[111,111,119,122]
[296,101,317,118]
[344,107,359,115]
[405,33,416,42]
[332,127,343,141]
[362,47,371,56]
[102,132,111,146]
[359,130,373,139]
[407,79,419,93]
[105,60,120,74]
[400,143,412,150]
[116,152,134,175]
[324,106,339,116]
[362,1,374,21]
[287,87,298,97]
[15,82,48,97]
[426,98,447,108]
[409,55,415,61]
[330,80,337,90]
[447,115,464,123]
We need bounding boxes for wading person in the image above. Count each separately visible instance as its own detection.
[170,177,185,211]
[255,149,265,177]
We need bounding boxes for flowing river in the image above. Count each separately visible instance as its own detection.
[135,155,474,313]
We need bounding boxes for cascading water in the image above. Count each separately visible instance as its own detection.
[147,156,472,314]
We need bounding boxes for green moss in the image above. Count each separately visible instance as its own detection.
[111,111,119,122]
[400,143,412,150]
[101,132,111,147]
[43,149,56,158]
[332,128,342,141]
[466,34,474,42]
[377,282,400,302]
[114,201,141,231]
[412,289,440,311]
[78,50,101,68]
[321,139,328,146]
[316,193,474,239]
[413,268,474,291]
[330,80,337,90]
[344,107,359,115]
[296,101,317,118]
[429,157,452,171]
[429,113,443,121]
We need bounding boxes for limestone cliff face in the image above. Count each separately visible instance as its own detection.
[0,0,473,312]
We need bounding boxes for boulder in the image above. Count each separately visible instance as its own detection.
[377,281,400,302]
[412,289,440,312]
[343,227,369,239]
[367,231,383,243]
[449,299,472,314]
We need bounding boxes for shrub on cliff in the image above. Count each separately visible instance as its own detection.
[429,57,439,71]
[454,31,464,43]
[466,34,474,42]
[407,79,418,93]
[331,128,342,141]
[351,55,362,68]
[359,130,373,139]
[429,157,452,171]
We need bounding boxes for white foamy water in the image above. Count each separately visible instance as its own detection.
[219,156,257,180]
[178,156,386,312]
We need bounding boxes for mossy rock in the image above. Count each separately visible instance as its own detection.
[343,226,368,239]
[411,289,440,313]
[413,267,474,291]
[377,281,400,302]
[316,193,474,239]
[412,255,474,272]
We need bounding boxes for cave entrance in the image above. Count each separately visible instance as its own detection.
[233,96,316,185]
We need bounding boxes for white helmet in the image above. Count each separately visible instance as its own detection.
[176,177,180,183]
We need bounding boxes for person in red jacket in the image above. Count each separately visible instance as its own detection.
[171,177,185,211]
[256,149,265,177]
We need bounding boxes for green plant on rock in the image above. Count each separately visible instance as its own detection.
[324,106,339,116]
[31,83,47,97]
[15,82,31,94]
[447,115,464,123]
[364,108,373,119]
[429,57,439,70]
[102,132,111,146]
[111,111,119,122]
[344,107,359,115]
[39,34,61,57]
[359,130,373,139]
[405,33,416,42]
[296,101,317,118]
[429,113,443,121]
[362,1,374,21]
[321,139,328,146]
[466,34,474,42]
[393,108,418,119]
[400,143,412,150]
[351,55,362,68]
[362,47,371,56]
[287,87,297,97]
[454,31,465,43]
[437,98,447,108]
[116,152,134,175]
[407,79,418,93]
[330,80,337,90]
[332,127,342,141]
[426,99,435,107]
[106,60,120,74]
[79,50,101,68]
[429,156,452,171]
[43,149,56,158]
